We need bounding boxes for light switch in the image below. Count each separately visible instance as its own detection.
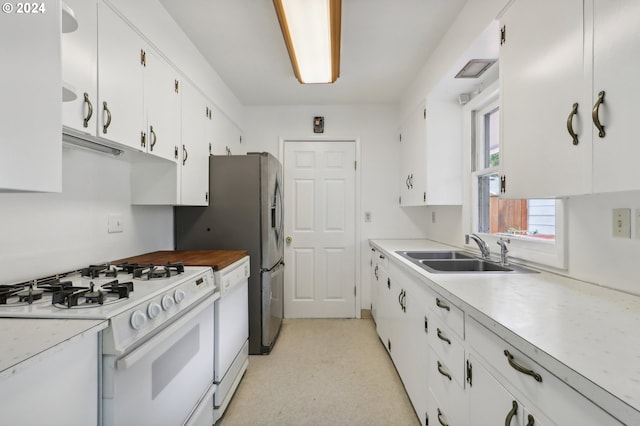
[612,208,630,238]
[364,211,372,223]
[108,214,123,233]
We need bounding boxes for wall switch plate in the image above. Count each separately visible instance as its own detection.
[364,211,372,223]
[108,214,123,233]
[612,208,631,238]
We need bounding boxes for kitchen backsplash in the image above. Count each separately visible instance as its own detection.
[0,146,173,284]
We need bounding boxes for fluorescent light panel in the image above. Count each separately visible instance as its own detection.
[274,0,341,84]
[455,59,497,79]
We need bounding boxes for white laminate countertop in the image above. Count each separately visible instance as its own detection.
[0,318,107,383]
[370,239,640,425]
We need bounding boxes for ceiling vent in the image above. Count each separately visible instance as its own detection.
[455,59,497,79]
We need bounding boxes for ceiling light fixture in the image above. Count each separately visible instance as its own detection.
[273,0,341,84]
[455,59,497,79]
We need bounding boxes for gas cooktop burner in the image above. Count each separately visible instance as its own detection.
[51,280,133,309]
[81,264,118,279]
[116,262,185,280]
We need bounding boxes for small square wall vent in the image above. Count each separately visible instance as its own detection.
[455,59,497,79]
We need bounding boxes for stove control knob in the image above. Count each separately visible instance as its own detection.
[161,294,175,311]
[147,302,161,319]
[174,289,186,304]
[130,310,147,330]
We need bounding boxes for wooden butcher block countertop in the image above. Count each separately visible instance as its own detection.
[113,250,248,271]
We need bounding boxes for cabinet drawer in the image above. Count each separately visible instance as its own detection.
[467,317,623,426]
[429,293,464,339]
[427,347,468,425]
[428,315,465,388]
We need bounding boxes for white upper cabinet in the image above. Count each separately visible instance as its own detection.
[399,103,428,206]
[210,105,243,156]
[97,2,144,150]
[591,0,640,193]
[0,0,62,192]
[500,0,640,198]
[62,0,98,135]
[180,83,211,206]
[143,49,180,163]
[399,100,462,207]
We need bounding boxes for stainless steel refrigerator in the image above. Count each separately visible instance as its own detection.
[174,152,284,354]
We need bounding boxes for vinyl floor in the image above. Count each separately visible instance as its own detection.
[218,318,420,426]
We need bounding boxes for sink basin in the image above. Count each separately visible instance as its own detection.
[396,250,538,274]
[401,251,473,260]
[420,259,513,272]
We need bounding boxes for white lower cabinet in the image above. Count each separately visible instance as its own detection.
[373,249,625,426]
[466,317,623,426]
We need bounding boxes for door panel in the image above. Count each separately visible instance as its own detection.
[283,141,356,318]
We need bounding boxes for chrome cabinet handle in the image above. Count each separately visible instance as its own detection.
[436,328,451,345]
[504,350,542,382]
[374,265,379,280]
[435,297,450,311]
[566,102,579,145]
[409,173,414,188]
[398,290,403,308]
[592,90,606,138]
[149,125,157,151]
[401,290,406,312]
[505,401,518,426]
[437,361,452,381]
[182,144,188,165]
[83,92,93,128]
[437,408,449,426]
[102,101,112,134]
[406,175,410,189]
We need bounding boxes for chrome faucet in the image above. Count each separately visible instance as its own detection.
[465,233,491,260]
[497,238,510,265]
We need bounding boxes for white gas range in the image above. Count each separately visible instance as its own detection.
[0,262,219,426]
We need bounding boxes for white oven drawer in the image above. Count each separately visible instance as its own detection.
[102,299,214,426]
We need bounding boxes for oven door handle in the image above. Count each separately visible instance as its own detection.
[116,296,216,370]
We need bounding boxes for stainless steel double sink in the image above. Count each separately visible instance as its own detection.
[396,251,538,274]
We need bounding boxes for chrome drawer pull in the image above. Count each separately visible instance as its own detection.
[436,328,451,345]
[437,361,452,381]
[504,350,542,382]
[505,400,518,426]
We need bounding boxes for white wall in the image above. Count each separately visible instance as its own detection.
[0,147,173,285]
[242,104,432,310]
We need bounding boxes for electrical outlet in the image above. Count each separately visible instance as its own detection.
[364,211,372,223]
[612,208,630,238]
[108,214,123,233]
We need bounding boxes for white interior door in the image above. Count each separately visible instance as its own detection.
[283,141,356,318]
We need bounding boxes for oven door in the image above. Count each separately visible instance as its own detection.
[102,298,214,426]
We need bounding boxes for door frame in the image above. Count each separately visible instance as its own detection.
[279,137,362,318]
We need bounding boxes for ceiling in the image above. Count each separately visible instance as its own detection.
[159,0,468,106]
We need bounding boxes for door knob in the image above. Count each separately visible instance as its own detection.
[285,236,292,244]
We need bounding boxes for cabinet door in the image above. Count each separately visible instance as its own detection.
[145,49,180,163]
[468,353,526,426]
[591,0,640,193]
[500,0,591,198]
[180,83,210,206]
[0,0,61,192]
[375,269,394,353]
[211,106,243,155]
[62,0,98,135]
[97,2,144,149]
[402,279,429,424]
[399,104,427,206]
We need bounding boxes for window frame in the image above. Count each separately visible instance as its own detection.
[463,81,567,270]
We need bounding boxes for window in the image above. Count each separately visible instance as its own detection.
[466,83,565,268]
